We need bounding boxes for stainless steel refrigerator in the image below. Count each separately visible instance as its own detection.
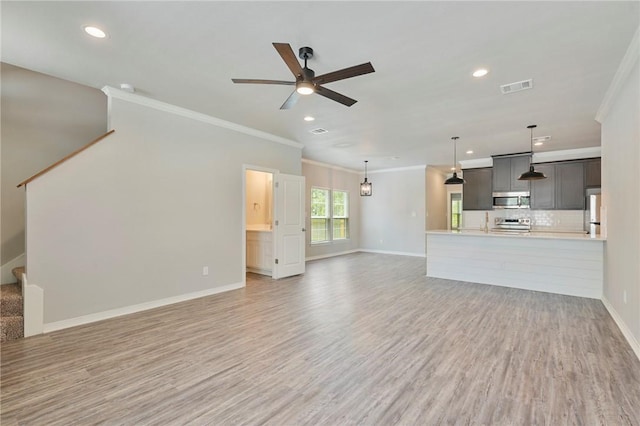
[585,188,601,236]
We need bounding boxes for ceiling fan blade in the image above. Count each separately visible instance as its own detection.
[273,43,303,77]
[232,79,295,85]
[280,91,300,110]
[314,86,357,107]
[314,62,375,85]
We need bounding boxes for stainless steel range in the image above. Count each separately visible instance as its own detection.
[493,217,531,232]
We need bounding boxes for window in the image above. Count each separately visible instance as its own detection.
[450,192,462,230]
[311,187,350,243]
[332,190,349,240]
[311,188,330,243]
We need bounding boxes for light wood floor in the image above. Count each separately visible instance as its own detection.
[1,253,639,425]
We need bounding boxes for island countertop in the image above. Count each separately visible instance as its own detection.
[426,229,606,241]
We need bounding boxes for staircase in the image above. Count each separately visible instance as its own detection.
[1,267,25,342]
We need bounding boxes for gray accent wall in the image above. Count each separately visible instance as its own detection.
[601,58,640,346]
[359,167,426,256]
[26,95,301,324]
[1,63,107,264]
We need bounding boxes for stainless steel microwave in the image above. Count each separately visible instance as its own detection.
[492,192,530,209]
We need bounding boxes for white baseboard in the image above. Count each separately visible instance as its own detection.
[306,249,359,261]
[602,297,640,362]
[358,249,426,258]
[43,282,244,333]
[1,253,25,284]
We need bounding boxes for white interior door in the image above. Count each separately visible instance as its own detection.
[273,173,305,279]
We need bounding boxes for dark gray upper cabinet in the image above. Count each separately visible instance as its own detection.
[492,154,531,193]
[510,155,533,191]
[463,167,493,211]
[555,162,585,210]
[585,158,601,187]
[530,163,556,209]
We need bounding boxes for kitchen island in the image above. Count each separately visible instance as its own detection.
[425,230,605,298]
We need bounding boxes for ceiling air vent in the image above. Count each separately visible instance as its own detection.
[500,79,533,95]
[309,128,328,135]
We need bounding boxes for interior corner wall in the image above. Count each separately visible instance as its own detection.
[359,168,426,256]
[601,59,640,345]
[26,97,301,324]
[0,63,107,265]
[425,167,447,231]
[302,162,360,259]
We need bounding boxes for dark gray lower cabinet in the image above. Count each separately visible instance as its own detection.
[463,167,492,210]
[530,164,556,209]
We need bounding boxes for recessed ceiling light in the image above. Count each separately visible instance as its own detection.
[534,142,544,146]
[466,150,474,154]
[303,116,315,122]
[472,68,489,78]
[84,26,107,39]
[450,167,456,171]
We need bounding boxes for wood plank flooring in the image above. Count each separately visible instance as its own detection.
[1,252,639,425]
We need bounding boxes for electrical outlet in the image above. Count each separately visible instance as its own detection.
[623,290,627,304]
[202,266,209,276]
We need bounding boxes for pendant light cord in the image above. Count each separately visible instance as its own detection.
[451,136,459,171]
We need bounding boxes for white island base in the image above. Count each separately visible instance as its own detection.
[426,231,605,299]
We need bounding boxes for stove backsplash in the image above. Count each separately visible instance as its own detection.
[462,210,585,232]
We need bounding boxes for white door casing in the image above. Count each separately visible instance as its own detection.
[273,173,305,279]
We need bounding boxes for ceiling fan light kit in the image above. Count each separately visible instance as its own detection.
[232,42,375,109]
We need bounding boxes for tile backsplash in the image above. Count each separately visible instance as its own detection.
[462,210,585,232]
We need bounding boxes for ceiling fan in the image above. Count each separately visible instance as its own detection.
[232,43,375,109]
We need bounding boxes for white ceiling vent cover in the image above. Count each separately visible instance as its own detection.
[309,128,329,135]
[500,79,533,94]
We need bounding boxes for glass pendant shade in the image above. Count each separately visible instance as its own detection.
[444,136,465,185]
[360,160,372,196]
[518,124,547,181]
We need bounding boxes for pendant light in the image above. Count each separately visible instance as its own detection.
[444,136,465,185]
[360,160,372,196]
[518,124,547,181]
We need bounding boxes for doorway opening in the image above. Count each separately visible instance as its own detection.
[245,169,274,277]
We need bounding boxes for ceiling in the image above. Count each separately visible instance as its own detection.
[2,1,638,171]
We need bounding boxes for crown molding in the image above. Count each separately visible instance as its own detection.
[595,26,640,123]
[532,146,601,163]
[101,86,303,149]
[459,158,493,169]
[301,158,359,174]
[367,164,426,174]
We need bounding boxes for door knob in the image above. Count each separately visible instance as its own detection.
[302,228,306,232]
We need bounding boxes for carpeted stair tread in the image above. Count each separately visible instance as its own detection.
[1,268,25,342]
[1,316,24,342]
[1,283,23,316]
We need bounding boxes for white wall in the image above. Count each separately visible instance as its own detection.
[302,160,360,259]
[599,36,640,350]
[425,167,447,231]
[1,63,107,265]
[360,167,426,256]
[26,92,301,325]
[245,170,272,226]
